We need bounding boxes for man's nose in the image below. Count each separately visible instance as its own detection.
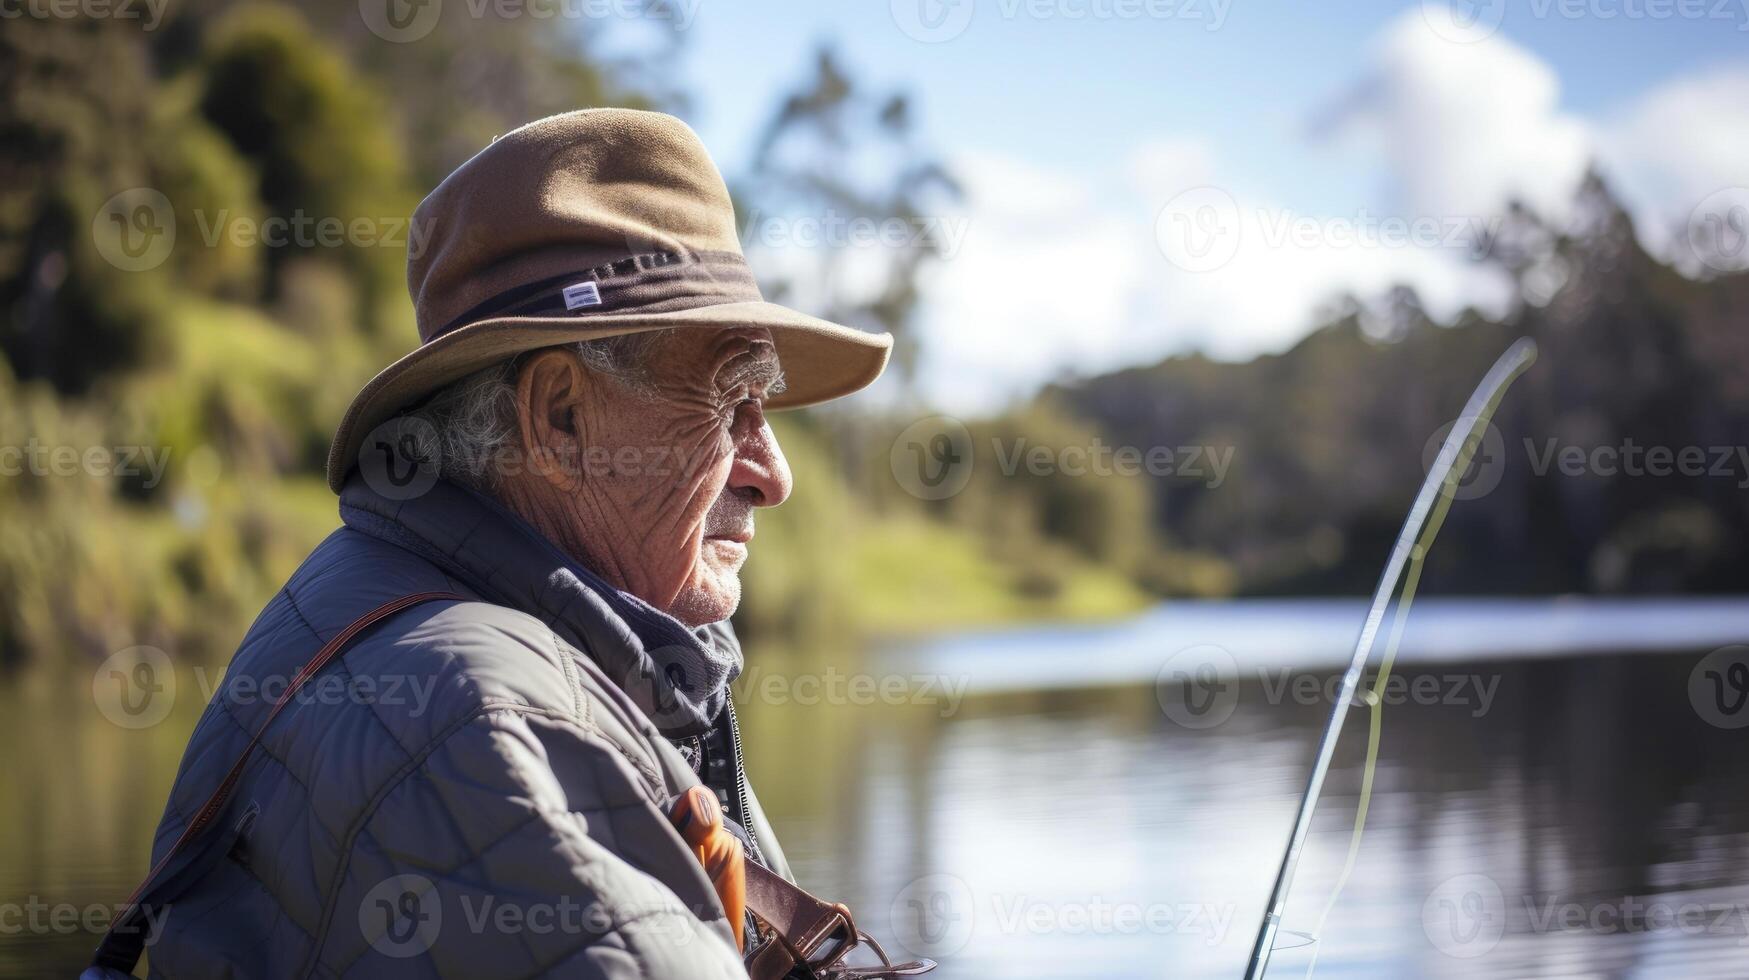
[730,414,792,508]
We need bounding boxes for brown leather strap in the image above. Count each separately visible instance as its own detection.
[91,591,464,973]
[744,860,856,978]
[742,857,937,979]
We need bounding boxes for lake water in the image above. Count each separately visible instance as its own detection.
[745,598,1749,979]
[5,598,1749,978]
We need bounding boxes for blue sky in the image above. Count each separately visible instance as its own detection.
[659,1,1749,408]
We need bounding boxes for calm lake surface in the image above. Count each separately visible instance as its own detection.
[5,598,1749,978]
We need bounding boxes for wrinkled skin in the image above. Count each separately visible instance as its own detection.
[496,327,792,627]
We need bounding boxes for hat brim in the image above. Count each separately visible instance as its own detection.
[327,301,891,492]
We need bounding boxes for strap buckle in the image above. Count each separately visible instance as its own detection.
[746,890,936,980]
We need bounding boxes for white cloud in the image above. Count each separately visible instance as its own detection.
[915,151,1150,412]
[1315,10,1592,221]
[915,141,1513,413]
[908,8,1746,412]
[1597,65,1749,255]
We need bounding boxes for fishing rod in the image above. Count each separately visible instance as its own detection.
[1241,337,1539,980]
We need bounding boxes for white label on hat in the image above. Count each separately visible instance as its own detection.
[562,281,602,310]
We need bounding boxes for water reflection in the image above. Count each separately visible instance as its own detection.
[741,648,1749,979]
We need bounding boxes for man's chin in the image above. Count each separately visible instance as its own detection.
[666,570,741,628]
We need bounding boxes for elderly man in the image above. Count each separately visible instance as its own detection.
[99,110,894,978]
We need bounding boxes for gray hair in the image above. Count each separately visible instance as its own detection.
[405,331,666,489]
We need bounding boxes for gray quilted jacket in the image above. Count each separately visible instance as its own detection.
[138,476,790,978]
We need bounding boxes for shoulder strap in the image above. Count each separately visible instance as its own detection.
[743,861,934,979]
[89,591,464,974]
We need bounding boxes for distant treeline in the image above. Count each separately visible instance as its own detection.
[1034,177,1749,596]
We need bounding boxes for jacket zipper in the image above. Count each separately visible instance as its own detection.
[724,697,766,867]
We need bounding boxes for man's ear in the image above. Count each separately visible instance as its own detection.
[515,348,588,491]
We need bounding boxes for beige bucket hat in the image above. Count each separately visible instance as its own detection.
[326,107,892,493]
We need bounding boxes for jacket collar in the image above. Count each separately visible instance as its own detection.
[338,475,740,737]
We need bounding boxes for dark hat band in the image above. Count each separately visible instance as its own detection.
[429,249,761,342]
